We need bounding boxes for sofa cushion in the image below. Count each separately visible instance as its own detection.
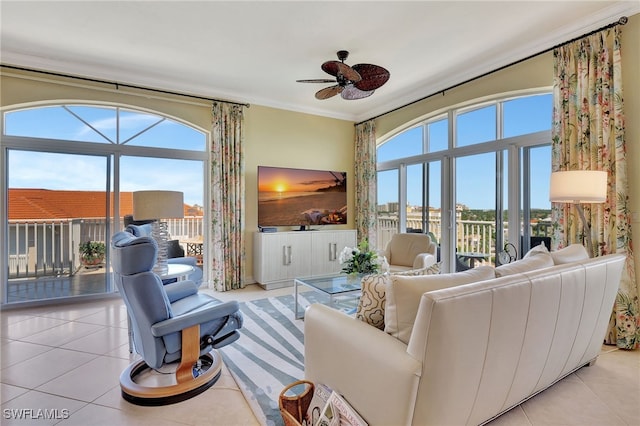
[495,243,554,277]
[550,244,589,264]
[356,263,441,330]
[384,265,495,344]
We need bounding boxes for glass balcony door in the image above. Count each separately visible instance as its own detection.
[5,150,111,303]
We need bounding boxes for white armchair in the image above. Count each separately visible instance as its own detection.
[383,233,437,272]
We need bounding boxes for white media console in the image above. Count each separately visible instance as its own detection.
[253,230,357,290]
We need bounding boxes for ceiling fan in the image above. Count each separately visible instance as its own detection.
[297,50,390,100]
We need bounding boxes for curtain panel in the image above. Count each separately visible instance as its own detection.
[354,120,378,249]
[210,102,246,291]
[551,26,639,349]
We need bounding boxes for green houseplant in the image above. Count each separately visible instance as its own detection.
[338,240,386,275]
[80,241,106,266]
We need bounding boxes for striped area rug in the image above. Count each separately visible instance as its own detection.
[219,292,357,426]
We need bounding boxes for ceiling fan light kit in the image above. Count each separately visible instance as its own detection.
[297,50,390,100]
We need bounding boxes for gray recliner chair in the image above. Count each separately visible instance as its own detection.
[111,231,242,405]
[125,223,203,287]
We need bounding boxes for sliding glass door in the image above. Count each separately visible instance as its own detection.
[2,103,208,305]
[6,150,111,303]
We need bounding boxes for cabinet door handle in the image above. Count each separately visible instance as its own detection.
[330,243,337,261]
[287,245,293,265]
[282,245,289,265]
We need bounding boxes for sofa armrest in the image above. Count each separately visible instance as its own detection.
[304,304,421,425]
[413,253,436,269]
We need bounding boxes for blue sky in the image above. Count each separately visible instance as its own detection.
[376,94,552,210]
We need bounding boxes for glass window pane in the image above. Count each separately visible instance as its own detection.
[377,126,422,162]
[427,161,442,246]
[4,106,114,143]
[428,118,448,152]
[66,105,118,142]
[376,169,398,250]
[4,106,206,150]
[529,145,552,243]
[503,94,552,138]
[456,153,495,268]
[7,150,110,303]
[406,164,424,232]
[118,109,165,144]
[120,156,204,240]
[456,105,496,147]
[124,118,206,151]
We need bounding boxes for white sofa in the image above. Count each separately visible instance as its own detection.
[304,245,625,425]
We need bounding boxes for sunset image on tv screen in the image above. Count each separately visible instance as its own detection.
[258,166,347,227]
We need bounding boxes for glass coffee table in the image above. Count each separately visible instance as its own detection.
[294,274,362,319]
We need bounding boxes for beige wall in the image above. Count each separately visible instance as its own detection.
[374,13,639,295]
[243,105,354,281]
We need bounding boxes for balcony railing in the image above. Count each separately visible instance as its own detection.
[377,215,553,267]
[6,214,551,279]
[7,217,203,279]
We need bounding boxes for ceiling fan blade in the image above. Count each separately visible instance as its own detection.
[321,61,362,82]
[315,85,342,100]
[341,84,375,100]
[352,64,390,91]
[296,79,336,83]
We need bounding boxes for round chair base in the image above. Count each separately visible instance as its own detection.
[120,351,222,406]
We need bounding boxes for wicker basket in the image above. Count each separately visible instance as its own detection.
[279,380,315,426]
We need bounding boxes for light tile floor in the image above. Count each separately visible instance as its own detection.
[1,284,639,426]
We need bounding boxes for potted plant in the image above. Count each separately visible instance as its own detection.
[80,241,106,266]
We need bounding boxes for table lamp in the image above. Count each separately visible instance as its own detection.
[549,170,607,258]
[132,190,184,275]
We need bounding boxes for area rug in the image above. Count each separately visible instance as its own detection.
[218,292,357,426]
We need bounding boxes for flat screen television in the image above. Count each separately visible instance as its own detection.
[258,166,347,228]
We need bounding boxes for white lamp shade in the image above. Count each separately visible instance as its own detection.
[549,171,607,203]
[133,190,185,220]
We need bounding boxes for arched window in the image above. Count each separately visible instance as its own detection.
[2,103,207,304]
[377,92,552,272]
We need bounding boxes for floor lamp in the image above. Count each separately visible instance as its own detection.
[549,170,607,258]
[132,190,185,275]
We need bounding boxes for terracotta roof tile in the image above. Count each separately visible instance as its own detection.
[8,189,201,220]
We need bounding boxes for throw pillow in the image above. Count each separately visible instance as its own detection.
[495,243,554,277]
[355,263,441,330]
[384,265,495,344]
[550,244,589,264]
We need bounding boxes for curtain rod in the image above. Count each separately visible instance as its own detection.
[0,64,250,109]
[356,16,628,126]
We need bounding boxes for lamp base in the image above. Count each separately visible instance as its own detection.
[575,204,595,258]
[151,221,169,276]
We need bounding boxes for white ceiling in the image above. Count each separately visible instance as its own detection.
[1,1,638,122]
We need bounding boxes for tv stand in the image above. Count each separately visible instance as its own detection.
[253,230,356,290]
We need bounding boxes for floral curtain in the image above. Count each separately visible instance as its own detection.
[209,102,245,291]
[354,120,378,249]
[551,26,638,349]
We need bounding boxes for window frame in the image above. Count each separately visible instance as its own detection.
[1,102,210,305]
[376,90,552,272]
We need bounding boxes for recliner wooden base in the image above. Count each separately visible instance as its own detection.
[120,350,222,406]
